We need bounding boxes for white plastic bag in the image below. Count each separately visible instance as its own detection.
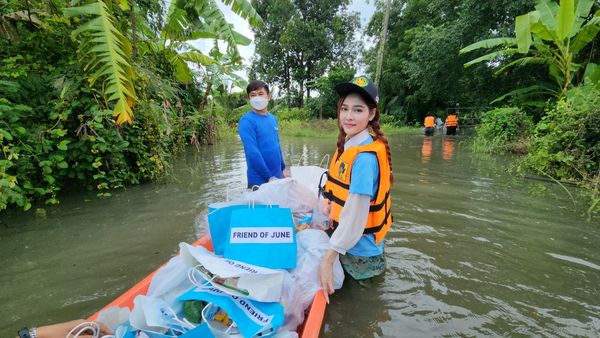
[179,242,285,302]
[130,295,193,335]
[279,229,344,331]
[245,178,317,213]
[290,165,327,195]
[96,306,131,332]
[147,255,192,299]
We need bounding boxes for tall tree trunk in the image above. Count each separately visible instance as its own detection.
[375,0,392,88]
[299,80,304,107]
[306,62,312,102]
[299,52,305,107]
[130,0,138,57]
[199,76,212,114]
[284,60,291,108]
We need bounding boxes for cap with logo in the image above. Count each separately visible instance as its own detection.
[334,76,379,106]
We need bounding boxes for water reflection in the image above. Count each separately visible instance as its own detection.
[0,135,598,338]
[421,137,432,164]
[442,136,455,161]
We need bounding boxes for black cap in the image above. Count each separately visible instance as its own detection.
[335,76,379,105]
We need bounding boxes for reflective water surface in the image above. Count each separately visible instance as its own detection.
[1,134,598,337]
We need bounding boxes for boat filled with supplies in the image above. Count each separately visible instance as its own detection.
[87,166,345,338]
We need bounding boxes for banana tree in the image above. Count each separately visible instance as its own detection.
[460,0,600,99]
[64,0,262,125]
[198,42,248,113]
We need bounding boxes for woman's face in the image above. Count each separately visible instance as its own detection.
[339,93,375,139]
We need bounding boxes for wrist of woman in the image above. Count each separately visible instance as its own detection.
[16,327,37,338]
[323,249,338,264]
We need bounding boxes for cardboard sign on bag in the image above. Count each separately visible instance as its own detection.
[224,207,297,270]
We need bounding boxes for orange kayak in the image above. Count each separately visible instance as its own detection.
[88,236,327,337]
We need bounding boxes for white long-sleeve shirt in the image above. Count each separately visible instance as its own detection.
[329,129,375,255]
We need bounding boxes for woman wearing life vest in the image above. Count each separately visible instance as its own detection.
[319,76,393,300]
[445,112,459,135]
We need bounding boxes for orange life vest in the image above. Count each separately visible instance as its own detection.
[424,116,435,128]
[322,138,393,245]
[446,114,458,127]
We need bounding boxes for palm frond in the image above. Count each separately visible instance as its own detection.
[220,0,263,27]
[459,37,516,54]
[463,48,519,68]
[494,56,548,75]
[65,0,136,125]
[491,84,556,104]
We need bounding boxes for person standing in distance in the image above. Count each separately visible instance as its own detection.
[238,80,287,189]
[423,112,435,136]
[445,111,459,135]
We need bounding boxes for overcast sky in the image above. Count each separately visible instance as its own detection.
[191,0,377,82]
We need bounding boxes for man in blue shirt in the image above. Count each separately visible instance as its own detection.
[238,80,287,188]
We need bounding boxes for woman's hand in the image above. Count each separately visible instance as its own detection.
[319,249,339,304]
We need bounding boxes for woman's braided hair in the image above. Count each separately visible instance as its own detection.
[335,95,394,186]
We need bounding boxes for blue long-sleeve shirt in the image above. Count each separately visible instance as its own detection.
[238,111,286,186]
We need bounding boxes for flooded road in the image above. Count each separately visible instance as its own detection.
[1,134,598,337]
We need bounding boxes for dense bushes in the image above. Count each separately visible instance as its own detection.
[0,17,207,211]
[473,107,534,154]
[522,86,599,214]
[273,107,312,121]
[472,89,599,215]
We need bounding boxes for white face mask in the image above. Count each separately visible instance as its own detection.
[250,96,269,111]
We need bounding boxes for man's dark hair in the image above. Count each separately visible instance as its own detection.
[246,80,270,96]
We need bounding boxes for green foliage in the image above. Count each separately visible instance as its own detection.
[0,0,259,212]
[366,0,538,122]
[250,0,359,106]
[64,0,137,125]
[473,107,534,154]
[273,107,312,121]
[461,0,600,100]
[276,117,421,137]
[379,114,400,127]
[523,85,599,184]
[278,119,339,137]
[312,67,355,119]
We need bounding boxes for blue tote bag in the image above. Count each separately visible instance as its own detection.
[224,207,297,269]
[207,202,278,255]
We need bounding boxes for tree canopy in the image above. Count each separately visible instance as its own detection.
[364,0,541,122]
[250,0,360,107]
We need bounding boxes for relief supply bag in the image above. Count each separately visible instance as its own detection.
[289,166,328,198]
[224,207,297,269]
[129,295,195,337]
[178,286,284,338]
[180,243,284,302]
[244,178,317,213]
[208,202,278,255]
